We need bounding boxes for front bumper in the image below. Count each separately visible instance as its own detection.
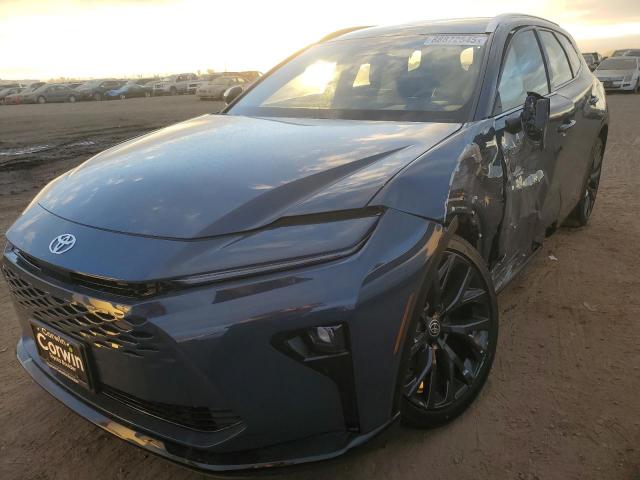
[600,79,637,91]
[16,339,397,470]
[3,208,445,471]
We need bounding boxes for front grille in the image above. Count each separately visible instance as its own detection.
[2,265,158,357]
[102,385,242,432]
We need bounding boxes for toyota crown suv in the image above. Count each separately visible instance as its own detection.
[3,14,608,473]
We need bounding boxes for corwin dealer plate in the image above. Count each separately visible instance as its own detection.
[31,321,93,389]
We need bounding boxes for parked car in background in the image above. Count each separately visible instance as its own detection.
[0,86,23,104]
[20,84,80,104]
[196,75,247,100]
[105,80,152,100]
[611,48,640,58]
[3,82,45,104]
[595,56,640,93]
[75,79,125,101]
[0,82,22,90]
[582,52,602,70]
[151,73,201,95]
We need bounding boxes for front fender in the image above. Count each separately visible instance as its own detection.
[370,121,505,261]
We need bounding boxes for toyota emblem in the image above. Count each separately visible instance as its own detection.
[49,234,76,254]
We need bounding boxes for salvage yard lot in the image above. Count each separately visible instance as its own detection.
[0,94,638,479]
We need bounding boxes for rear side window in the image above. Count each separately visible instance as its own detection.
[555,33,581,75]
[497,30,549,113]
[538,31,573,88]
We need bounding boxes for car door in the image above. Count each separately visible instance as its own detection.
[48,86,63,102]
[537,29,595,219]
[492,27,566,265]
[176,75,186,92]
[53,86,67,102]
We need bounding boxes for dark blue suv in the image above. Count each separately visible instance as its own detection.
[3,14,608,472]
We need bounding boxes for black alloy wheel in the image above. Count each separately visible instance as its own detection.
[400,236,498,428]
[569,137,604,226]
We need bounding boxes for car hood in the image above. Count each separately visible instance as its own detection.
[37,114,461,239]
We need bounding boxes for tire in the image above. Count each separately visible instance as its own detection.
[37,96,46,104]
[93,92,102,101]
[68,95,76,103]
[169,86,177,96]
[398,235,499,428]
[567,137,604,226]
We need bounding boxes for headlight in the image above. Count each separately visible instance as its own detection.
[174,209,381,286]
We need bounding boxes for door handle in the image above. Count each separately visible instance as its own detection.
[557,119,576,135]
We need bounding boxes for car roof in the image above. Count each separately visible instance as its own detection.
[326,14,559,41]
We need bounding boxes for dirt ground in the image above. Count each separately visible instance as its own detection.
[0,95,638,480]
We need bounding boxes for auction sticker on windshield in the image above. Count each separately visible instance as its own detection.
[423,34,487,46]
[31,321,93,389]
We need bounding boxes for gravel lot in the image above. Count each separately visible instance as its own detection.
[0,95,638,480]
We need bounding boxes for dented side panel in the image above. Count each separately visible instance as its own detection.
[370,105,589,291]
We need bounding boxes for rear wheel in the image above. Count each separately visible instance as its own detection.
[568,138,604,226]
[37,96,46,104]
[400,236,498,428]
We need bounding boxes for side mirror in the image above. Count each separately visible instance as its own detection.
[223,85,243,104]
[521,92,550,145]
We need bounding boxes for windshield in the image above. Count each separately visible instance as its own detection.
[598,58,637,70]
[229,34,487,122]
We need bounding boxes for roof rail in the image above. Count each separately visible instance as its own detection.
[318,26,373,43]
[486,13,559,32]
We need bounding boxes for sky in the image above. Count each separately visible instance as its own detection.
[1,0,639,80]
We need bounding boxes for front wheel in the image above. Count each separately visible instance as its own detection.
[68,95,77,103]
[37,96,46,104]
[399,235,498,428]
